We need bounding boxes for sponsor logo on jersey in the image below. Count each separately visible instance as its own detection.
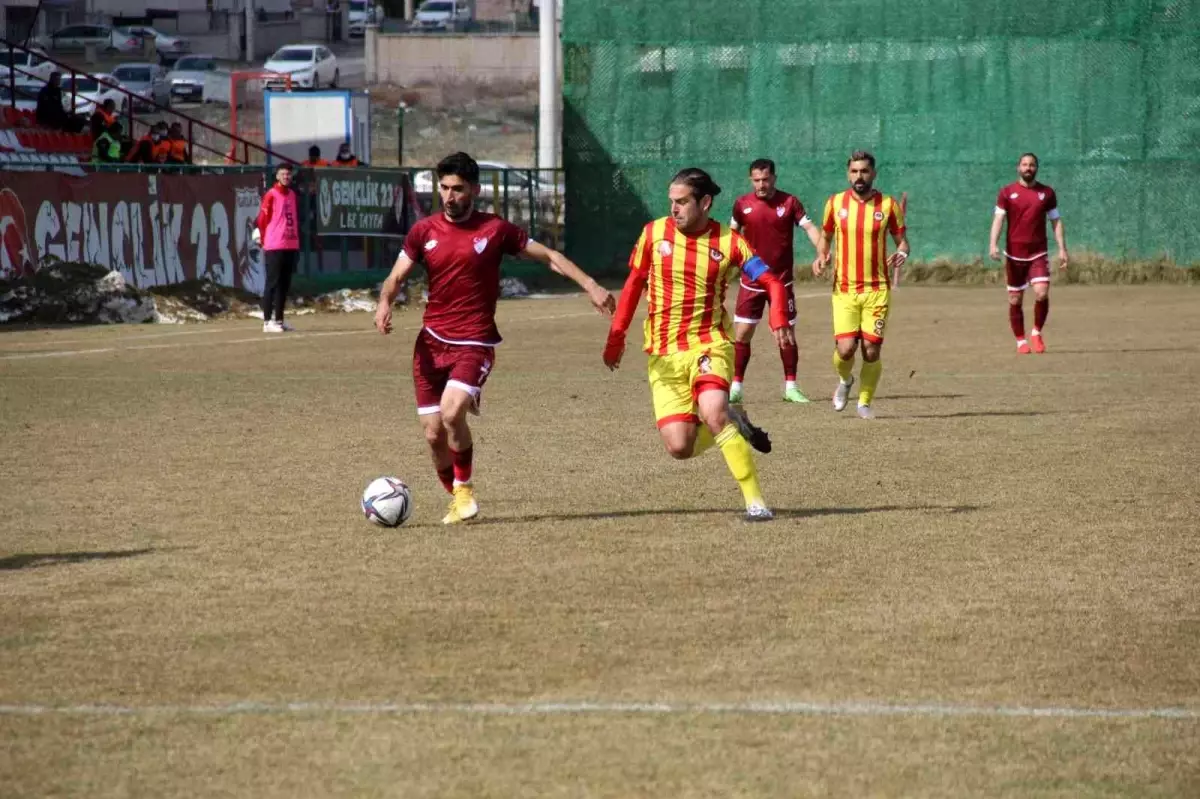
[1010,193,1019,199]
[424,239,438,251]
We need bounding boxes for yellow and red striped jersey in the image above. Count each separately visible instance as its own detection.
[628,218,754,355]
[821,190,906,294]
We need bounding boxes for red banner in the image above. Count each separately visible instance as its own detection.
[0,171,269,293]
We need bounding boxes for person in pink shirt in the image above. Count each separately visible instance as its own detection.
[255,163,301,333]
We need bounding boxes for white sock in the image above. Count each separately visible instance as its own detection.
[1031,328,1041,336]
[784,379,796,391]
[1016,338,1028,347]
[730,380,743,393]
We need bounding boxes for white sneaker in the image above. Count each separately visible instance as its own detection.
[833,377,855,412]
[744,503,775,522]
[263,320,284,333]
[856,403,875,420]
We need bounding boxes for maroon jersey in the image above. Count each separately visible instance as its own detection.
[995,182,1060,260]
[402,212,529,345]
[731,190,809,283]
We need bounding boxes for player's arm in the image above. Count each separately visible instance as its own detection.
[989,209,1005,261]
[887,229,910,270]
[1050,211,1068,270]
[799,216,821,253]
[520,240,615,315]
[254,191,273,244]
[603,233,653,371]
[374,251,419,335]
[814,198,835,276]
[741,254,795,348]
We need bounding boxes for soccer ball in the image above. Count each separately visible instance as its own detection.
[361,476,413,527]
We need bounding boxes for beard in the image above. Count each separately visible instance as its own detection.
[443,200,471,221]
[853,180,872,194]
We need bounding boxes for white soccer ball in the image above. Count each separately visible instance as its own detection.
[361,476,413,527]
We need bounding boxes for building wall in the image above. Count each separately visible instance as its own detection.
[369,31,544,84]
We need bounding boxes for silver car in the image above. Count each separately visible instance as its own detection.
[167,54,219,103]
[38,24,140,54]
[122,26,192,65]
[111,63,171,111]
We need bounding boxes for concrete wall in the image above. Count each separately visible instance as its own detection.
[368,30,544,84]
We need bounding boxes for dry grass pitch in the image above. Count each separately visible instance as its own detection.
[1,286,1197,797]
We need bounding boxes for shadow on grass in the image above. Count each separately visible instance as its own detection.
[0,548,156,571]
[905,410,1053,419]
[467,504,983,526]
[883,394,967,400]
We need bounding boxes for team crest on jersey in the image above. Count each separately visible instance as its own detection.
[1010,192,1019,199]
[697,353,712,374]
[1038,192,1046,200]
[473,236,489,254]
[874,211,885,221]
[424,239,438,251]
[709,248,724,261]
[838,208,849,219]
[776,205,786,217]
[658,240,673,257]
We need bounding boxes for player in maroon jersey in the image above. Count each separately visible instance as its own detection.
[729,159,822,404]
[374,152,615,525]
[989,153,1069,354]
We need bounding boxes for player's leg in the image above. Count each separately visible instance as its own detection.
[261,250,283,331]
[651,353,703,458]
[730,284,765,404]
[437,346,495,524]
[855,290,889,419]
[831,292,859,411]
[1029,257,1051,352]
[693,344,772,520]
[778,283,808,403]
[1006,258,1031,353]
[413,331,455,496]
[275,250,298,330]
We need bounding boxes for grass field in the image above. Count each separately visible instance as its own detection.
[1,285,1198,797]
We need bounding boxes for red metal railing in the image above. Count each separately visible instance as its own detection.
[2,36,295,165]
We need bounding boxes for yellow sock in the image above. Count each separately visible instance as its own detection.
[692,425,716,457]
[715,424,765,506]
[859,358,883,405]
[833,349,854,382]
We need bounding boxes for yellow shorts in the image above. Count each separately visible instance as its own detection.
[832,289,890,344]
[647,341,734,428]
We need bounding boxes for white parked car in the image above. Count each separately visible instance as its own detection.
[0,79,43,112]
[411,0,473,30]
[262,45,339,90]
[61,73,127,115]
[348,0,385,36]
[413,161,565,202]
[2,48,56,83]
[121,26,192,63]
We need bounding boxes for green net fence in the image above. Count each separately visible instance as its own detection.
[562,0,1200,275]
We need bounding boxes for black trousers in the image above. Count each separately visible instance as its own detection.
[263,249,299,322]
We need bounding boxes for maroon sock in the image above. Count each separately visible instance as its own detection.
[733,342,751,382]
[436,466,454,494]
[450,447,473,485]
[780,343,799,382]
[1009,303,1025,339]
[1033,297,1049,331]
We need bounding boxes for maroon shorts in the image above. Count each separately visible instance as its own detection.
[733,281,797,326]
[412,328,495,415]
[1005,255,1050,292]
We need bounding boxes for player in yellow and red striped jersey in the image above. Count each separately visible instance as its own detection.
[603,168,794,522]
[815,151,910,420]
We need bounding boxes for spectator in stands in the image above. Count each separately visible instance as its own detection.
[126,121,170,164]
[332,141,359,167]
[302,145,328,167]
[166,122,191,165]
[89,99,118,140]
[93,121,123,164]
[36,72,69,131]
